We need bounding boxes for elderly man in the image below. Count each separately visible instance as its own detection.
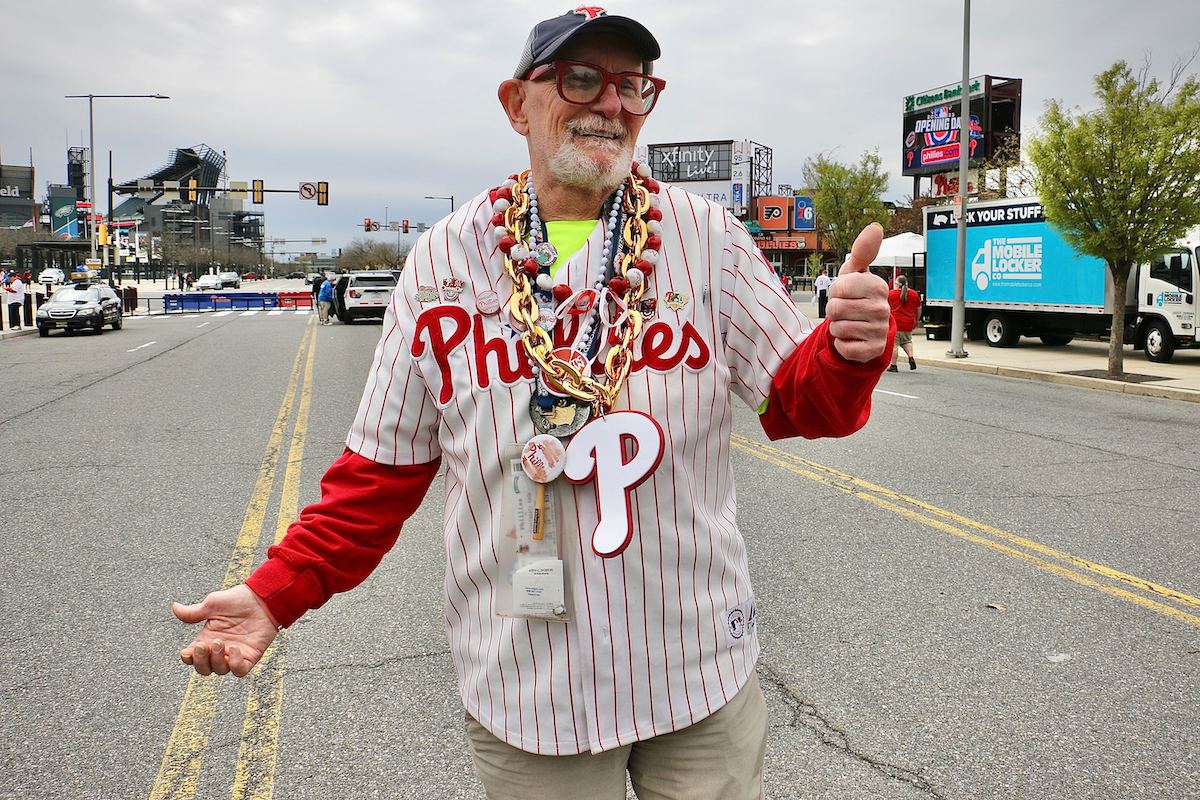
[172,7,892,798]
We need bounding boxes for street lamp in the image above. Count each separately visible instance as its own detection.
[425,194,455,214]
[64,93,170,264]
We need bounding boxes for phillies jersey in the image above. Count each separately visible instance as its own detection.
[346,182,816,755]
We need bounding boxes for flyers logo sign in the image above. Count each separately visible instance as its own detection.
[411,306,712,404]
[571,6,607,19]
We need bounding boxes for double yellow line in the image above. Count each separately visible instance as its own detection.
[730,434,1200,629]
[151,319,318,800]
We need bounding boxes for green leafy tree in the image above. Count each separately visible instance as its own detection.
[1028,59,1200,376]
[801,150,890,263]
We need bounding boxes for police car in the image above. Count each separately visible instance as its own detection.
[35,274,123,337]
[333,271,397,323]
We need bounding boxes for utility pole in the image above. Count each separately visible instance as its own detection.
[948,0,970,358]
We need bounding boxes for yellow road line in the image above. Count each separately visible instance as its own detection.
[150,323,315,800]
[729,436,1200,629]
[231,320,317,800]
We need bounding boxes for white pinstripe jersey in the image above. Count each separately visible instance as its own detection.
[347,182,816,755]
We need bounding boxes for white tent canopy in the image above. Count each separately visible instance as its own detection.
[870,231,924,268]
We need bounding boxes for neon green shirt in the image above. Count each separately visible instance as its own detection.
[544,220,598,278]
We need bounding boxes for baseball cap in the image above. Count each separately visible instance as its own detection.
[514,6,661,78]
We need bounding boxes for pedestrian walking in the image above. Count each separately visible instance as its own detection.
[316,274,334,325]
[887,275,922,372]
[171,8,894,798]
[6,272,26,330]
[814,266,833,318]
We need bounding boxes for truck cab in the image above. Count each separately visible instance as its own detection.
[1131,235,1199,362]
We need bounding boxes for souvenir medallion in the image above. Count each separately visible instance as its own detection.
[529,395,592,438]
[415,285,439,303]
[665,291,689,311]
[442,277,465,301]
[640,297,657,320]
[476,290,501,315]
[534,241,558,268]
[521,434,567,484]
[540,347,589,397]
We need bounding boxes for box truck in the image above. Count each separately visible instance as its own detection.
[922,197,1199,362]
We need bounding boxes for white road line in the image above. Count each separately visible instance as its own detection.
[196,322,210,328]
[294,308,310,315]
[240,309,260,317]
[268,309,285,316]
[185,314,202,319]
[212,310,234,317]
[127,341,157,352]
[875,388,919,400]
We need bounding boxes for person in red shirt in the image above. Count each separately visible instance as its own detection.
[887,275,922,372]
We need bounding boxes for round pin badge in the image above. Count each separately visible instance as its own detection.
[521,434,567,484]
[534,241,559,268]
[477,290,501,315]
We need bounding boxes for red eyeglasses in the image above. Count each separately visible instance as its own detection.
[526,59,666,116]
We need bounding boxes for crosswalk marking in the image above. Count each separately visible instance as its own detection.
[240,310,260,317]
[212,311,234,317]
[268,309,285,316]
[294,308,310,315]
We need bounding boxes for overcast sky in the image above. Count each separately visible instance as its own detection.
[3,1,1198,256]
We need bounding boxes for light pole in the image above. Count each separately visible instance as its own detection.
[425,194,455,215]
[948,1,970,358]
[65,93,169,264]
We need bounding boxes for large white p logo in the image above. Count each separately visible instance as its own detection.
[564,411,665,557]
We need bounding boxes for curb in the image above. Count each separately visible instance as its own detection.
[915,357,1200,404]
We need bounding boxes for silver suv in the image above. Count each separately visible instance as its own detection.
[217,271,241,289]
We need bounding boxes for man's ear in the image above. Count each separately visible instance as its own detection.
[498,79,530,136]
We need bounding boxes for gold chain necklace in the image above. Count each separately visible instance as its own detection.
[499,169,658,414]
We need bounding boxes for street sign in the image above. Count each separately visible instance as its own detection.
[137,179,155,199]
[162,180,180,201]
[299,182,317,200]
[388,222,399,232]
[370,222,380,232]
[229,180,249,200]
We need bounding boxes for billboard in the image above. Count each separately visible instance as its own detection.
[756,196,790,231]
[0,164,36,227]
[925,200,1107,310]
[902,76,1022,177]
[792,196,815,231]
[683,180,734,208]
[647,141,732,182]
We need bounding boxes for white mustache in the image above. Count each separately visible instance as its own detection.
[567,119,626,139]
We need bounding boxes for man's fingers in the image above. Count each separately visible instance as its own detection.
[192,642,213,676]
[838,223,884,276]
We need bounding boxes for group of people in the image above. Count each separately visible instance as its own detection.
[177,272,194,291]
[2,269,29,330]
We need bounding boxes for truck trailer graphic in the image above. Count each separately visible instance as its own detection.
[971,237,1044,290]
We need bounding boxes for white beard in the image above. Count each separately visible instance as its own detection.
[548,132,633,191]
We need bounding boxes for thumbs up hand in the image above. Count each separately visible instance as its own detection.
[826,223,891,363]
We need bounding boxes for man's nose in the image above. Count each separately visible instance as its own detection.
[588,81,624,118]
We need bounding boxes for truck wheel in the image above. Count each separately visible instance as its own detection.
[1039,334,1072,346]
[984,313,1019,347]
[1142,320,1175,363]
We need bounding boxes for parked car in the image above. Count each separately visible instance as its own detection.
[195,273,222,291]
[333,271,397,323]
[217,271,241,289]
[304,272,322,286]
[38,268,66,285]
[35,283,123,336]
[286,271,306,280]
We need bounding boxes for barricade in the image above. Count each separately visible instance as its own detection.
[229,293,279,310]
[162,292,280,312]
[164,293,218,312]
[277,291,314,309]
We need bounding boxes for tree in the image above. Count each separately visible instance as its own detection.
[801,150,890,263]
[1027,58,1200,377]
[336,237,412,271]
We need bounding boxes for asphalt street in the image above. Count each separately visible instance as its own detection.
[0,304,1196,800]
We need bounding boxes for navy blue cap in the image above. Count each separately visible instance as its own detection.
[514,6,661,78]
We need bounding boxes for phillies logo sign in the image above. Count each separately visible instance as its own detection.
[412,306,712,405]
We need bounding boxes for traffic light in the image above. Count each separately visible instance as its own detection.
[187,178,198,202]
[402,219,409,234]
[97,223,109,246]
[316,181,328,206]
[252,179,264,204]
[364,217,372,231]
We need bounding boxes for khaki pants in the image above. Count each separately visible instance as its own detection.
[466,672,768,800]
